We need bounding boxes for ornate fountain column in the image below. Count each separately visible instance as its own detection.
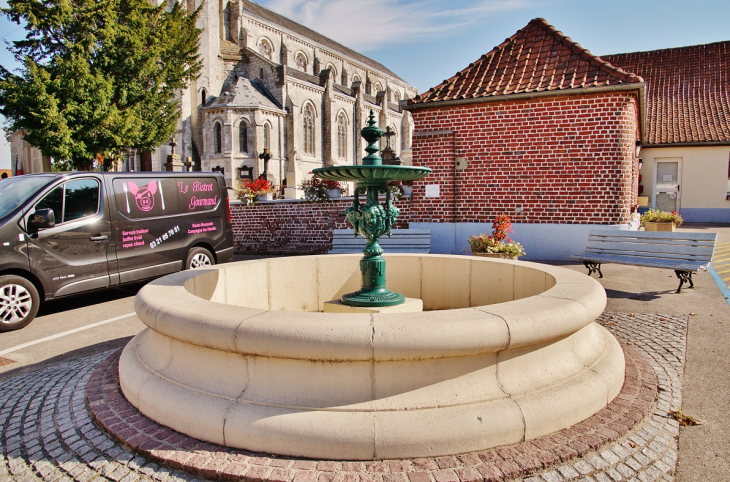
[313,111,431,307]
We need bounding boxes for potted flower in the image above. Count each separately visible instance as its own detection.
[640,209,683,232]
[468,214,526,259]
[234,177,274,205]
[299,173,346,202]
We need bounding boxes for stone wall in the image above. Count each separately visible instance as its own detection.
[407,92,641,225]
[230,198,413,254]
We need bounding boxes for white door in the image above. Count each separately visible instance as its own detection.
[654,159,682,212]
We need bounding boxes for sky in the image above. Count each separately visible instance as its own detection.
[1,0,729,169]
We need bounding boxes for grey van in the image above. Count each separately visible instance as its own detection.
[0,171,234,331]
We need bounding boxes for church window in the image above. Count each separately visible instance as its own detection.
[337,113,347,159]
[352,75,361,87]
[295,52,308,72]
[264,123,271,149]
[394,90,401,102]
[214,122,222,154]
[303,105,315,155]
[201,89,207,106]
[326,63,337,78]
[239,123,248,153]
[259,39,273,59]
[374,82,383,94]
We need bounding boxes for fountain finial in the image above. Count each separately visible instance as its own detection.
[361,110,383,166]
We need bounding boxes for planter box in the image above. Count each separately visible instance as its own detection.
[644,222,675,232]
[472,252,519,260]
[327,189,342,199]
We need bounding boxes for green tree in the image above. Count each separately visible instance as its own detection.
[0,0,203,170]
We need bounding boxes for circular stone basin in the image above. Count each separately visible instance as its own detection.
[119,255,624,461]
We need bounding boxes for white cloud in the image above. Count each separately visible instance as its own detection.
[262,0,529,51]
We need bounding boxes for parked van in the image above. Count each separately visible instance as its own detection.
[0,172,234,331]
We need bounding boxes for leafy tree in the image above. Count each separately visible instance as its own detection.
[0,0,203,170]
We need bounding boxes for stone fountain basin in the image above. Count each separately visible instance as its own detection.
[119,254,624,460]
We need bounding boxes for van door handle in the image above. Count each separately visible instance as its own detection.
[89,235,108,242]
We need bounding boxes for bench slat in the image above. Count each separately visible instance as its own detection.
[571,253,709,272]
[584,241,715,257]
[583,249,713,262]
[588,229,718,241]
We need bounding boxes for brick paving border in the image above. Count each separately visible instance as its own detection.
[86,313,678,482]
[0,312,685,481]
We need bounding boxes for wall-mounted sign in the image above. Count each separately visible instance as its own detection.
[425,184,440,198]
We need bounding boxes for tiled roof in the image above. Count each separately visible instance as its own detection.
[602,42,730,145]
[409,18,642,105]
[241,0,404,82]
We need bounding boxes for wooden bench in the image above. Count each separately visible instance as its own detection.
[329,229,430,254]
[571,229,717,293]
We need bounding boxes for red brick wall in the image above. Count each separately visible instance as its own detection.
[408,92,641,224]
[231,199,412,254]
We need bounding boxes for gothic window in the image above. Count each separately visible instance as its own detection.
[295,52,308,72]
[239,123,248,153]
[201,89,207,106]
[337,113,347,159]
[264,123,271,149]
[326,63,337,78]
[303,104,315,155]
[352,75,361,87]
[258,39,273,59]
[374,82,383,94]
[214,122,222,154]
[394,90,401,102]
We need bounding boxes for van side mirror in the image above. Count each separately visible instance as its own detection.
[30,208,56,229]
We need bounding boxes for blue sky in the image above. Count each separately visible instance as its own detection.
[1,0,729,169]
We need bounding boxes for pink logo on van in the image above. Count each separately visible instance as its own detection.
[127,181,158,212]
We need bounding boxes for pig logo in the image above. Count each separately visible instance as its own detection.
[127,181,158,212]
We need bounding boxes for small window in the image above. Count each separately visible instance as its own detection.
[239,124,248,153]
[264,123,271,149]
[35,179,100,224]
[201,89,207,106]
[214,122,222,154]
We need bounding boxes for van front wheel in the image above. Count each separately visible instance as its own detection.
[186,247,214,269]
[0,275,40,332]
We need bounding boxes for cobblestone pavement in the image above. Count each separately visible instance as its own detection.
[0,312,686,482]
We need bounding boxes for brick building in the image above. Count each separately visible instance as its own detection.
[604,42,730,222]
[403,18,645,259]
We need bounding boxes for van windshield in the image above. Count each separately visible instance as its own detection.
[0,176,55,219]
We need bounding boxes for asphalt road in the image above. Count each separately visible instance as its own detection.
[0,282,146,382]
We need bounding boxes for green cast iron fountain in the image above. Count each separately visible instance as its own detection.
[313,110,431,307]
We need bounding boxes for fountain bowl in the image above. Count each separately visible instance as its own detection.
[119,254,624,460]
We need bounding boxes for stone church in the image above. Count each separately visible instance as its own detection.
[158,0,417,198]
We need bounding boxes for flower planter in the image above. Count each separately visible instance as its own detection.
[472,252,519,260]
[327,189,342,199]
[644,222,675,232]
[255,193,273,202]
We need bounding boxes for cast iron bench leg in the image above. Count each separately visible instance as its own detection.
[674,270,693,293]
[583,261,603,278]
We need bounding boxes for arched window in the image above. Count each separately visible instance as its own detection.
[295,52,308,72]
[239,123,248,153]
[326,63,337,78]
[393,90,401,102]
[258,39,273,59]
[374,82,383,94]
[352,75,361,88]
[337,113,347,159]
[303,104,315,155]
[264,123,271,149]
[201,89,207,106]
[214,122,222,154]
